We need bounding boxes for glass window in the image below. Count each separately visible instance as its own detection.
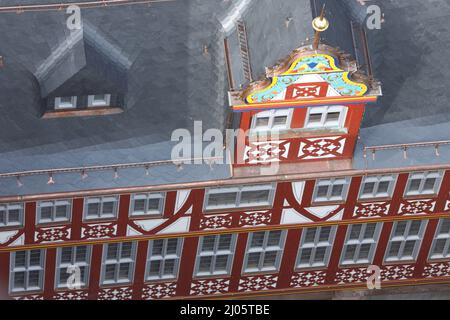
[10,250,45,293]
[341,223,382,265]
[195,234,236,276]
[430,218,450,260]
[405,171,442,196]
[296,226,336,268]
[37,200,71,224]
[359,175,396,199]
[146,238,183,280]
[385,220,427,262]
[84,196,119,220]
[305,106,347,129]
[313,178,349,202]
[55,96,77,109]
[130,193,165,217]
[243,230,286,273]
[251,108,293,132]
[88,94,111,107]
[101,242,136,285]
[0,203,24,228]
[56,245,91,288]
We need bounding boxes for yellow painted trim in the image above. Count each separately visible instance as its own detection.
[282,53,343,75]
[342,71,368,96]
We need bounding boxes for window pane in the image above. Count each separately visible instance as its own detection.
[28,270,40,287]
[15,251,26,267]
[13,272,25,289]
[246,252,261,269]
[440,219,450,234]
[88,203,100,216]
[403,240,416,257]
[166,239,179,254]
[255,117,270,128]
[149,261,161,277]
[262,251,277,267]
[273,116,288,127]
[314,247,326,262]
[198,256,212,273]
[75,246,88,263]
[105,265,116,280]
[325,112,340,124]
[55,205,68,219]
[40,207,52,221]
[349,225,362,240]
[388,242,401,257]
[362,182,376,195]
[423,178,437,192]
[250,232,265,248]
[433,239,447,255]
[0,210,5,225]
[408,179,421,192]
[394,221,407,237]
[121,243,133,258]
[308,113,322,123]
[202,236,216,252]
[358,243,371,260]
[331,184,344,198]
[147,198,161,212]
[240,190,270,206]
[316,185,329,198]
[29,250,41,266]
[364,224,377,239]
[207,192,237,207]
[61,247,73,264]
[377,181,390,194]
[344,245,357,260]
[409,221,422,236]
[8,209,21,223]
[267,231,282,246]
[304,229,317,243]
[102,201,115,215]
[163,259,176,275]
[133,199,146,213]
[218,235,232,251]
[299,248,312,265]
[214,255,229,271]
[118,263,131,280]
[106,244,119,260]
[151,240,164,256]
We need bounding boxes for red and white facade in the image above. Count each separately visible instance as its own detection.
[1,45,449,300]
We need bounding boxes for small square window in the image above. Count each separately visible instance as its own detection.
[88,94,111,107]
[405,171,442,196]
[55,96,77,109]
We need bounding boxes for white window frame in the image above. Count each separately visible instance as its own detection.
[313,178,350,203]
[130,192,165,217]
[37,199,72,224]
[87,94,111,107]
[101,242,136,285]
[10,249,45,293]
[0,203,24,228]
[296,226,336,269]
[305,105,347,129]
[385,220,427,262]
[405,171,443,196]
[340,223,382,265]
[145,238,183,281]
[204,184,275,211]
[243,230,286,273]
[194,234,237,277]
[83,196,119,221]
[55,96,77,109]
[429,218,450,260]
[55,245,91,289]
[359,175,396,199]
[250,108,294,132]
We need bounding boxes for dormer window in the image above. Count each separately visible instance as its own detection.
[88,94,111,107]
[55,96,77,109]
[305,106,347,129]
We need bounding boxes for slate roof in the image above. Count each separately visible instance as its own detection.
[0,0,449,197]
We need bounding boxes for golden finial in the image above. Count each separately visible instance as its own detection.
[312,4,329,50]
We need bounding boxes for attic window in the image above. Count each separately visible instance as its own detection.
[55,96,77,109]
[88,94,111,107]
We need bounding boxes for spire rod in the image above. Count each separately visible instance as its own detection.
[312,4,329,50]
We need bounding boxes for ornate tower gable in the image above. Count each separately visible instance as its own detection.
[246,53,368,104]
